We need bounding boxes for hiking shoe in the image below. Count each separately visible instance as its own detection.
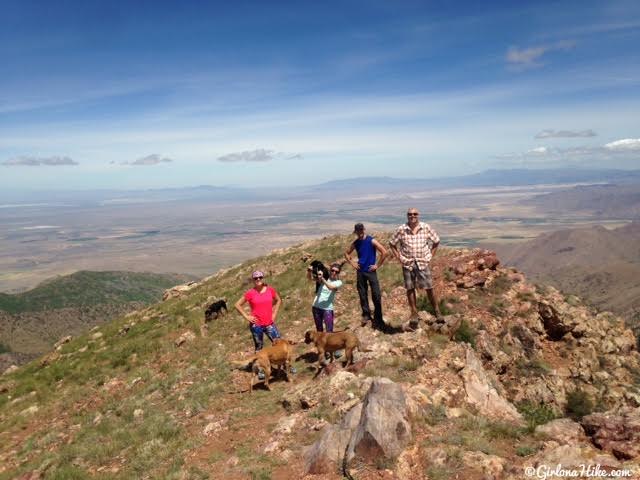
[334,350,343,359]
[435,315,446,324]
[257,370,266,381]
[361,315,370,327]
[290,366,297,374]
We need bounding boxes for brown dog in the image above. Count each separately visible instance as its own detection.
[231,338,296,393]
[304,330,360,367]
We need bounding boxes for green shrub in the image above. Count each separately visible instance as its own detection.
[489,300,505,316]
[417,297,453,316]
[566,389,593,421]
[422,404,447,426]
[516,357,552,377]
[453,319,476,347]
[516,444,539,457]
[487,275,512,294]
[517,402,556,432]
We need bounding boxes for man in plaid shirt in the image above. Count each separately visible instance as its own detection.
[389,208,443,329]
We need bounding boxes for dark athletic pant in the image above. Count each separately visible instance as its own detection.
[356,270,383,327]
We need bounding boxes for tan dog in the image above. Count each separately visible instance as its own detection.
[304,330,360,367]
[231,338,296,393]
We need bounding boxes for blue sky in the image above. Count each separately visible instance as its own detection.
[1,0,639,190]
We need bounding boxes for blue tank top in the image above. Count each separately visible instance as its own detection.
[354,235,376,271]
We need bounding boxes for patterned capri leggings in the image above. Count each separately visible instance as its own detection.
[312,306,334,332]
[249,323,281,351]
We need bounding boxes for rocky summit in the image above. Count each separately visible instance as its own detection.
[1,234,639,479]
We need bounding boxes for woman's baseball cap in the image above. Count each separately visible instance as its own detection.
[252,270,265,279]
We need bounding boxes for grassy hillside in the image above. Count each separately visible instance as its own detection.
[1,235,638,479]
[0,271,192,314]
[0,271,193,368]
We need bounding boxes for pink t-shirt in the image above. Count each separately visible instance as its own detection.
[244,286,278,326]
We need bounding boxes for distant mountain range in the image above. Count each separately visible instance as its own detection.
[0,270,192,370]
[523,183,640,219]
[3,168,639,205]
[487,222,640,330]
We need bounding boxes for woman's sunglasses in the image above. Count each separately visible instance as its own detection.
[253,276,264,280]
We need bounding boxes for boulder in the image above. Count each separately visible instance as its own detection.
[175,331,196,347]
[581,408,640,460]
[304,403,362,474]
[538,302,574,340]
[2,365,18,376]
[462,451,506,480]
[54,335,72,350]
[460,347,523,423]
[162,281,199,301]
[524,444,622,474]
[346,377,412,463]
[535,419,587,445]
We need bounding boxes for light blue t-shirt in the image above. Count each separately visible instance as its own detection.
[313,280,342,311]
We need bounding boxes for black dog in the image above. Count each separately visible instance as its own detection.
[309,260,330,294]
[204,300,228,323]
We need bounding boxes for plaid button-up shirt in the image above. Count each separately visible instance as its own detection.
[389,222,440,270]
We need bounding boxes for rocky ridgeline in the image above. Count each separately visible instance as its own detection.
[259,248,640,478]
[2,244,640,479]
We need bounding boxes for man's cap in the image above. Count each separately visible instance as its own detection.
[353,223,365,233]
[251,270,264,279]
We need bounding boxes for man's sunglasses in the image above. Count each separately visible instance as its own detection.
[407,213,419,216]
[330,269,340,273]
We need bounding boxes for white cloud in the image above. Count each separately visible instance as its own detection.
[527,146,549,155]
[218,149,274,163]
[506,41,575,70]
[2,155,78,166]
[122,154,173,166]
[535,129,597,139]
[217,149,302,163]
[604,138,640,151]
[495,138,640,164]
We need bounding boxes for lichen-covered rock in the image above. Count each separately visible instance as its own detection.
[304,403,362,474]
[346,377,412,463]
[535,419,587,445]
[581,408,640,460]
[162,281,199,301]
[462,450,507,480]
[175,331,196,347]
[460,347,523,423]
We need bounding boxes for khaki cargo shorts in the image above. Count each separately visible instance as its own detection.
[402,263,433,290]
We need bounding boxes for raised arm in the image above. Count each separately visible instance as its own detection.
[317,271,340,291]
[306,266,315,282]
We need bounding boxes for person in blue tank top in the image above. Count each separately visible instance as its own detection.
[345,223,390,332]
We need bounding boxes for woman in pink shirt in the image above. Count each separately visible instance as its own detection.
[234,270,282,352]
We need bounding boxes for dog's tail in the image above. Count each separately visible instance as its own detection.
[229,356,257,370]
